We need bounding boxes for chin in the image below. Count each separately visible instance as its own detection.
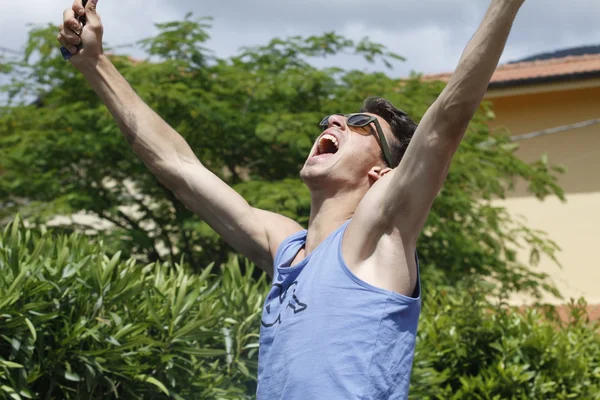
[299,163,322,184]
[300,164,351,194]
[300,163,330,189]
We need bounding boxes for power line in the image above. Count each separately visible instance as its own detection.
[510,118,600,142]
[0,46,22,55]
[478,118,600,148]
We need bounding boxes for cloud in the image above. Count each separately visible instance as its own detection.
[2,0,600,77]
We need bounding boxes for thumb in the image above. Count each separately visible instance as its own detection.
[84,0,101,28]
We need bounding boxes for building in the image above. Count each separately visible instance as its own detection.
[424,45,600,306]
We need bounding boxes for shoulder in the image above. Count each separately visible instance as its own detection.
[341,175,419,296]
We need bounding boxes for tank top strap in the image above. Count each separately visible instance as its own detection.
[273,229,307,277]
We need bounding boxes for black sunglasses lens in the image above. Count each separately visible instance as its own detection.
[347,114,371,126]
[319,116,329,127]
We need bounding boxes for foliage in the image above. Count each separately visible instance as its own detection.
[411,280,600,400]
[0,217,265,399]
[2,220,598,399]
[0,14,564,298]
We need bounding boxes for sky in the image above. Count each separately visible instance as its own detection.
[1,0,599,78]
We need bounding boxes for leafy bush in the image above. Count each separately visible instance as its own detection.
[411,281,600,400]
[0,217,266,399]
[3,218,599,399]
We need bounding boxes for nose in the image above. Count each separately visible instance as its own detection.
[327,114,347,130]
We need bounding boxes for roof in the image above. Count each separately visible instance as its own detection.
[422,46,600,88]
[510,44,600,63]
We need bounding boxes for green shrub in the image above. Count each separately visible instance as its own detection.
[0,217,266,399]
[411,282,600,399]
[2,218,599,399]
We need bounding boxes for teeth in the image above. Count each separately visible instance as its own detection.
[316,133,340,156]
[323,134,339,147]
[319,134,339,152]
[318,133,340,153]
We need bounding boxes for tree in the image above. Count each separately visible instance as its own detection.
[0,14,564,298]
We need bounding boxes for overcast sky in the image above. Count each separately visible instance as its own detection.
[2,0,599,77]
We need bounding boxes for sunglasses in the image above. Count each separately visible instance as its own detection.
[319,113,393,167]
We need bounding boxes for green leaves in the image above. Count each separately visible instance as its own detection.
[0,218,266,399]
[1,220,598,399]
[410,285,600,399]
[0,12,565,301]
[0,17,578,399]
[135,375,169,395]
[0,16,413,273]
[137,13,214,68]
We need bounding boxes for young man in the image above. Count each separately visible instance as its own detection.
[58,0,525,397]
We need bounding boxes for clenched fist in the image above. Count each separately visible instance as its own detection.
[57,0,103,63]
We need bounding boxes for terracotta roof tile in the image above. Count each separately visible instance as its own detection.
[422,53,600,85]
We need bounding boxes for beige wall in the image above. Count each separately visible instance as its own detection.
[486,80,600,304]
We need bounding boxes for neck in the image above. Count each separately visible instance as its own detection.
[305,188,365,253]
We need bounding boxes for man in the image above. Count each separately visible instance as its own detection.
[57,0,525,398]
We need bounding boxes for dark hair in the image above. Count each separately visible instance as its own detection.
[360,96,417,168]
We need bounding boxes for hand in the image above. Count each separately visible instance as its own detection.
[496,0,525,7]
[57,0,103,63]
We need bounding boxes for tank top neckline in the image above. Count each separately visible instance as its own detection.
[277,220,351,274]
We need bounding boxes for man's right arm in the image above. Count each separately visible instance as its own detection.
[58,1,302,274]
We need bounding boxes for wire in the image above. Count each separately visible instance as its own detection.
[510,118,600,142]
[477,118,600,148]
[0,46,22,55]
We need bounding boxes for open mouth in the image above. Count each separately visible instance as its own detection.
[316,133,339,156]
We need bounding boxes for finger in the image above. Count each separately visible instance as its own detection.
[85,0,102,29]
[63,8,82,34]
[72,0,85,16]
[59,24,81,46]
[57,34,78,55]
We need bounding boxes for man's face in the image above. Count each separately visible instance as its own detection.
[300,113,393,192]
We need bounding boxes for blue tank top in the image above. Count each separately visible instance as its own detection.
[257,220,421,399]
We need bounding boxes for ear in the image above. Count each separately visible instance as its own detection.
[367,166,393,184]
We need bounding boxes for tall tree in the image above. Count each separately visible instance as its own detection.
[0,15,564,298]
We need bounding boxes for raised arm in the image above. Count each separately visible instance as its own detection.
[57,0,302,274]
[383,0,525,238]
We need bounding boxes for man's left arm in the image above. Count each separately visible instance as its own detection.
[381,0,525,239]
